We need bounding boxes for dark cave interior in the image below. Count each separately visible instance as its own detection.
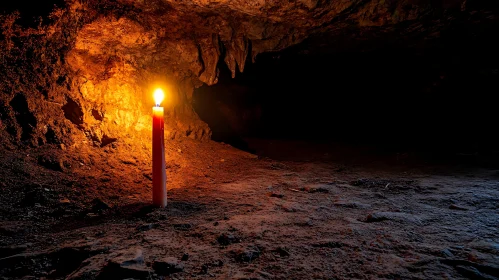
[194,20,499,157]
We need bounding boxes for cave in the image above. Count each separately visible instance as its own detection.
[1,1,499,279]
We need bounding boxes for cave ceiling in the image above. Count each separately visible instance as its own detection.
[69,0,481,85]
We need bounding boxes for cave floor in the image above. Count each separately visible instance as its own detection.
[1,139,498,279]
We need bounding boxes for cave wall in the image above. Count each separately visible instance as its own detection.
[1,0,493,150]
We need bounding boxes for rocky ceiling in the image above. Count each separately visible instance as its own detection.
[0,0,497,148]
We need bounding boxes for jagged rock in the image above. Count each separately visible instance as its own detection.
[450,204,469,211]
[91,198,110,212]
[231,246,261,263]
[217,233,241,246]
[152,257,184,275]
[37,154,66,172]
[0,244,30,258]
[271,247,290,258]
[95,247,151,279]
[267,192,284,198]
[110,248,144,267]
[366,212,422,225]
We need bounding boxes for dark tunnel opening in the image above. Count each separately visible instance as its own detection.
[193,24,499,161]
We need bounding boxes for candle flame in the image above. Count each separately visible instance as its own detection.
[154,88,165,106]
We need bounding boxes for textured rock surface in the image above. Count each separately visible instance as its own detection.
[0,0,496,148]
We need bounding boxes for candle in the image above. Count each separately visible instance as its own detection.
[152,88,167,207]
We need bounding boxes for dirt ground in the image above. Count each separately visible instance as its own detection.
[0,138,498,279]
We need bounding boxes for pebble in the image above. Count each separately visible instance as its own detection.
[267,192,284,198]
[153,257,184,275]
[233,247,261,263]
[217,233,240,245]
[59,198,71,204]
[441,248,454,258]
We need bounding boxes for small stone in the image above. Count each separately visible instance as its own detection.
[233,247,261,263]
[220,159,225,162]
[441,248,454,258]
[213,259,223,267]
[153,257,184,275]
[181,253,189,261]
[111,248,145,267]
[271,247,290,258]
[38,154,65,171]
[101,248,151,279]
[217,233,240,245]
[449,204,469,211]
[200,264,209,274]
[173,223,192,231]
[59,198,71,204]
[267,192,284,198]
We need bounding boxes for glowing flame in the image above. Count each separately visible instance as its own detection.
[154,88,165,106]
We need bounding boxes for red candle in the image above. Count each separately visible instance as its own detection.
[152,89,167,207]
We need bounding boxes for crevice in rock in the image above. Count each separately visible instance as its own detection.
[62,96,83,126]
[100,134,117,148]
[9,93,37,141]
[91,109,104,121]
[45,126,60,144]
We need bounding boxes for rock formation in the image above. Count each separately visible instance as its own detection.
[0,0,495,148]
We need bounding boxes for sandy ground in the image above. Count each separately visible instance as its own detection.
[0,139,498,279]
